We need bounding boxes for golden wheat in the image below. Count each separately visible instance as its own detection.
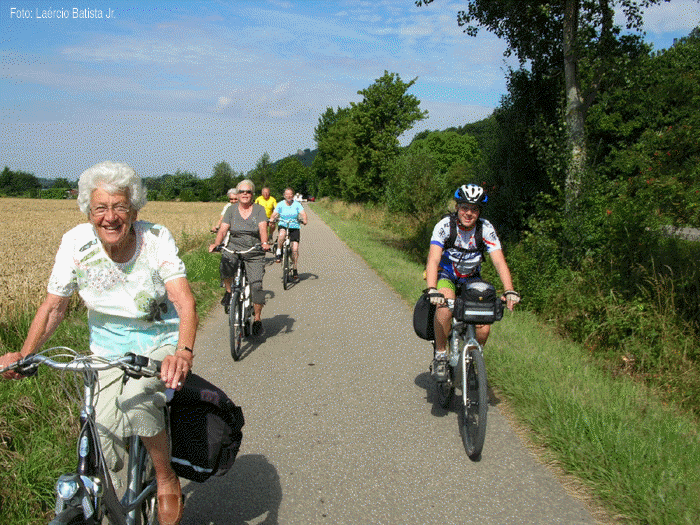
[0,198,224,319]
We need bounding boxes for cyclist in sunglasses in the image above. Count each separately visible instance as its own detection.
[209,179,270,336]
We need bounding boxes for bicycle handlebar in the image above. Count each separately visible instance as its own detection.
[0,350,161,379]
[214,243,264,255]
[441,298,507,309]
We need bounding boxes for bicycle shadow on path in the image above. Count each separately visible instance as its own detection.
[236,313,296,361]
[414,371,502,417]
[181,453,282,525]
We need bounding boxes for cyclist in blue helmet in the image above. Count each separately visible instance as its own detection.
[425,184,520,382]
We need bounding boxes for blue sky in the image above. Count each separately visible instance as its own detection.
[1,0,698,181]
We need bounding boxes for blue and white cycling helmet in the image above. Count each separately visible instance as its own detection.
[455,184,487,206]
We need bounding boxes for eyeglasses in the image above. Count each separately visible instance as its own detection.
[238,190,253,195]
[90,204,131,217]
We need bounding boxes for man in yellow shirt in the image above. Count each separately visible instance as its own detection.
[255,186,278,241]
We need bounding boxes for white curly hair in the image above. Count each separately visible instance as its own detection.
[77,161,148,215]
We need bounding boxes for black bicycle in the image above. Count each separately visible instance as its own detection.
[217,244,261,361]
[280,233,294,290]
[432,280,504,459]
[0,349,162,524]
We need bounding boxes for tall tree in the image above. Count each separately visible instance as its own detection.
[417,0,667,210]
[348,71,428,201]
[313,106,351,198]
[249,153,273,192]
[210,161,234,198]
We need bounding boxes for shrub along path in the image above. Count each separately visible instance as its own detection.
[182,205,596,524]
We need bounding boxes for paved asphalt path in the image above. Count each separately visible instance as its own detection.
[180,205,597,525]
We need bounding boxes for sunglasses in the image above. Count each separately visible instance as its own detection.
[238,189,253,195]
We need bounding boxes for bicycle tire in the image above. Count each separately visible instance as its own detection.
[282,245,290,290]
[460,347,488,459]
[229,291,244,361]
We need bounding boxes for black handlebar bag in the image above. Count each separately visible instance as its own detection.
[168,373,245,482]
[413,290,436,340]
[453,280,504,324]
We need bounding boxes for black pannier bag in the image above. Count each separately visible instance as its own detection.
[413,290,436,340]
[167,373,244,482]
[453,280,504,325]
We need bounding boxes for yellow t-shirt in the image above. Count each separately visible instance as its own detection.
[255,195,277,218]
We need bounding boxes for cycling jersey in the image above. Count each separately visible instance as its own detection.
[430,216,501,281]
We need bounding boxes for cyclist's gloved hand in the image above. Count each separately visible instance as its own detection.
[504,290,521,311]
[427,287,445,306]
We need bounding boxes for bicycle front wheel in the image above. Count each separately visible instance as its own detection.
[229,291,244,361]
[460,347,488,459]
[282,246,291,290]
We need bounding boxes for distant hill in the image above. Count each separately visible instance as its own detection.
[272,148,317,169]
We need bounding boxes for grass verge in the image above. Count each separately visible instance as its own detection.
[312,200,700,525]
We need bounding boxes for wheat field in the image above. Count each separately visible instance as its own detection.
[0,198,224,319]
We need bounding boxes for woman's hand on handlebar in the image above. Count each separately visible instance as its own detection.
[160,351,192,390]
[0,351,25,380]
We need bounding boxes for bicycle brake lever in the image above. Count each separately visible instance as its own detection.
[15,356,38,378]
[123,353,152,379]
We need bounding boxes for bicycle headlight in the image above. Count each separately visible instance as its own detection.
[56,474,80,500]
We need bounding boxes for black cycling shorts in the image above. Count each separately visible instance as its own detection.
[279,227,300,243]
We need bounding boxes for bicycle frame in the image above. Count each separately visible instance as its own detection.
[449,322,480,402]
[230,259,252,332]
[59,368,157,525]
[3,353,159,525]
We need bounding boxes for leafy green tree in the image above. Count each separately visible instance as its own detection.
[588,30,700,228]
[273,157,310,196]
[51,177,71,189]
[249,153,273,192]
[313,110,356,198]
[314,71,427,202]
[347,71,428,201]
[209,161,234,199]
[0,167,41,196]
[417,0,666,211]
[313,106,351,198]
[408,130,480,176]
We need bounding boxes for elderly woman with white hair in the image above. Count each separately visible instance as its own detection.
[0,160,197,525]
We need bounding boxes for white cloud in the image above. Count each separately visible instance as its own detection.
[640,0,700,34]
